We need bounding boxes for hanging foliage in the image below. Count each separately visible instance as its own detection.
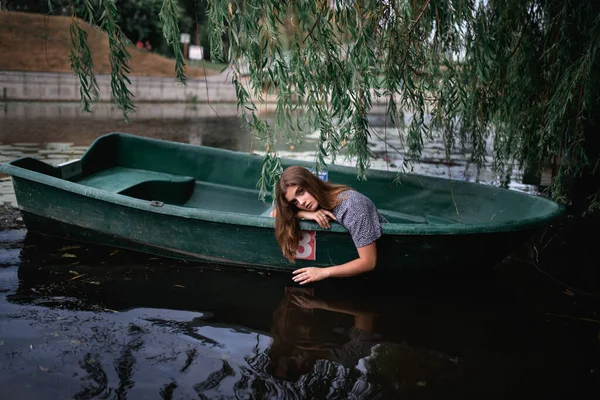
[58,0,600,212]
[206,0,600,210]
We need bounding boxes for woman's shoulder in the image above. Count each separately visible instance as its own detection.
[334,189,387,222]
[333,190,377,215]
[338,189,374,206]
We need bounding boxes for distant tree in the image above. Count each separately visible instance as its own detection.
[28,1,194,58]
[114,0,172,53]
[60,0,600,213]
[178,0,211,49]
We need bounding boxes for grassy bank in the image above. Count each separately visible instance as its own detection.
[0,11,225,78]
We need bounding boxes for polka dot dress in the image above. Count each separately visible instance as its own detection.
[332,190,387,248]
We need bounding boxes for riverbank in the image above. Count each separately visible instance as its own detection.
[0,70,240,103]
[0,178,21,230]
[0,11,219,78]
[0,203,22,231]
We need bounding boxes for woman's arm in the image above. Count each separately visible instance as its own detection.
[292,242,377,285]
[270,209,336,229]
[296,210,336,228]
[291,293,375,330]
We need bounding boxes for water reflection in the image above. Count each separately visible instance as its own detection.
[0,103,252,161]
[1,232,596,398]
[267,288,379,381]
[3,233,466,397]
[266,288,464,396]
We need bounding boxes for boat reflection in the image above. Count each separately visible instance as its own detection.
[7,232,465,397]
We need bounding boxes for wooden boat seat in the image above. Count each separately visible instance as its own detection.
[77,166,195,194]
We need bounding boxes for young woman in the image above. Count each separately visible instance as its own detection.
[273,166,386,285]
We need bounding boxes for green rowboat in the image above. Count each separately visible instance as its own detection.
[0,132,563,271]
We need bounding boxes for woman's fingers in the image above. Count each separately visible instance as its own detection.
[307,210,334,228]
[293,268,306,275]
[292,267,327,285]
[319,216,329,228]
[292,272,311,284]
[292,270,319,285]
[322,210,336,220]
[316,212,330,228]
[322,211,334,227]
[316,215,323,227]
[294,275,312,284]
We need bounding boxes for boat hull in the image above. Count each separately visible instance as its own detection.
[2,132,562,272]
[14,176,535,272]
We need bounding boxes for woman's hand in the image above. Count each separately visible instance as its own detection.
[293,244,376,283]
[292,267,329,285]
[298,209,336,229]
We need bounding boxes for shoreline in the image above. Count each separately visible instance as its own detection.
[0,178,22,230]
[0,203,23,231]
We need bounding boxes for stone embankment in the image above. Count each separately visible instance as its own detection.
[1,69,239,103]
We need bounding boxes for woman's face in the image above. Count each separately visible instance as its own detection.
[284,185,319,212]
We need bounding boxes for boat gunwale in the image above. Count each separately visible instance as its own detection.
[0,133,565,236]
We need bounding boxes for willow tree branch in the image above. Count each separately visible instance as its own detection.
[302,1,327,44]
[408,0,431,37]
[401,0,431,68]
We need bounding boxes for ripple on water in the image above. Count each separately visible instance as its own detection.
[0,229,26,245]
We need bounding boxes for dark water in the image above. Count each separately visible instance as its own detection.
[0,103,599,398]
[1,227,599,398]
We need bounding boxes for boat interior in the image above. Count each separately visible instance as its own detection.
[6,133,561,226]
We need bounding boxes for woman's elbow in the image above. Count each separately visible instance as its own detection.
[363,257,377,272]
[356,242,377,272]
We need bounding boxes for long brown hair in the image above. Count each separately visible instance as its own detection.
[275,166,350,262]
